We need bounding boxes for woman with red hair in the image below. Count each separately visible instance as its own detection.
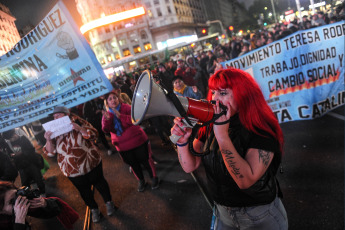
[171,68,288,229]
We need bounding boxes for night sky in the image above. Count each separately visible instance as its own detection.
[0,0,82,31]
[1,0,255,32]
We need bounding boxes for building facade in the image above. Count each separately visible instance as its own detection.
[76,0,155,72]
[0,3,21,56]
[75,0,209,73]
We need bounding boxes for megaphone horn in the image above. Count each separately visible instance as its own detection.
[131,70,215,126]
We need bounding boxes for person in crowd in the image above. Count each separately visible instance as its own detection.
[207,52,218,76]
[238,43,250,57]
[27,121,46,147]
[299,15,311,29]
[0,150,18,183]
[130,73,139,93]
[157,63,174,91]
[115,78,133,99]
[83,97,114,156]
[166,60,177,76]
[172,75,202,100]
[43,106,116,223]
[186,55,208,96]
[312,13,326,27]
[0,181,79,230]
[2,129,46,197]
[102,91,159,192]
[171,68,288,229]
[120,92,132,105]
[174,59,196,86]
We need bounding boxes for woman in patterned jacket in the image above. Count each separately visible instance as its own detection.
[43,106,115,223]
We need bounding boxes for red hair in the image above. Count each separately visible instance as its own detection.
[201,69,284,154]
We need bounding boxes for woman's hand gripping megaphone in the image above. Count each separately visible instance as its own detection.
[170,100,228,145]
[170,117,199,144]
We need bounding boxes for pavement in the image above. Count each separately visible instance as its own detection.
[24,106,344,230]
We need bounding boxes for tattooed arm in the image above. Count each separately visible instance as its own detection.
[216,132,274,189]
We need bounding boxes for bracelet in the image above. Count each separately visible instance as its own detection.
[213,119,231,125]
[176,142,189,147]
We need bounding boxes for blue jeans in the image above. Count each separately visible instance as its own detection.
[213,197,288,230]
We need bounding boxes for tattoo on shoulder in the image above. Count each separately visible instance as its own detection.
[258,150,272,167]
[221,149,244,179]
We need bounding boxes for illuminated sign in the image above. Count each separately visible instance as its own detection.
[309,1,325,8]
[285,10,294,15]
[80,7,145,34]
[156,35,198,50]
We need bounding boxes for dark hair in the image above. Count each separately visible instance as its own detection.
[2,129,15,140]
[104,91,123,105]
[171,75,183,83]
[0,181,16,210]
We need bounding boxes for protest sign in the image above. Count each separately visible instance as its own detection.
[42,115,73,139]
[0,1,113,132]
[222,21,345,123]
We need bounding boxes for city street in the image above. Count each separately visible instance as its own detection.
[27,105,344,230]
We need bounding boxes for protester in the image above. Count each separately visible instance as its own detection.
[171,69,288,229]
[102,91,159,192]
[2,128,46,197]
[172,75,202,100]
[174,59,196,86]
[0,181,78,230]
[43,106,116,223]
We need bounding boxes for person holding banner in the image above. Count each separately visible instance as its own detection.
[43,106,116,223]
[102,91,159,192]
[171,69,288,229]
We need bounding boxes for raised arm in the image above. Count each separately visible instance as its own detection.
[171,117,202,173]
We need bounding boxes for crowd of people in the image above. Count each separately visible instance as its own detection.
[0,7,343,229]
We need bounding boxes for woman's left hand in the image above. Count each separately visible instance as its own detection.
[213,100,231,135]
[29,197,47,209]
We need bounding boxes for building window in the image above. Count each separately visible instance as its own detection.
[145,2,151,7]
[167,6,171,14]
[105,26,110,33]
[107,54,113,62]
[123,48,131,56]
[144,42,152,51]
[157,8,162,17]
[165,0,170,3]
[153,0,159,5]
[119,39,127,46]
[148,10,153,18]
[115,52,120,60]
[133,45,142,54]
[140,30,148,40]
[129,32,138,43]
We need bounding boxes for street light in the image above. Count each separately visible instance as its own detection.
[269,0,277,23]
[206,20,227,39]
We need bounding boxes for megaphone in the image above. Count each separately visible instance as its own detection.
[131,70,216,143]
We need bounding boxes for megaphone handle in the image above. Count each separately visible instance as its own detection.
[169,118,197,144]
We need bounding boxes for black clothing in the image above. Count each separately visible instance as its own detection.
[119,142,153,181]
[68,161,112,209]
[0,198,61,230]
[199,114,281,207]
[0,151,18,182]
[7,135,45,194]
[83,99,111,150]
